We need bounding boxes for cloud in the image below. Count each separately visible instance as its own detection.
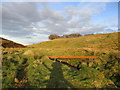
[1,2,116,45]
[2,3,41,37]
[38,3,107,35]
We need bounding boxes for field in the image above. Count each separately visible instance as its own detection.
[1,32,120,88]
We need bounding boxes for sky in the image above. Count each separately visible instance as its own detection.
[0,1,118,45]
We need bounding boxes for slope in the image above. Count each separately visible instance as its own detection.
[2,32,120,88]
[0,37,26,48]
[29,32,119,50]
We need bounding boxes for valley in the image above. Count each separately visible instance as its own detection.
[1,32,120,88]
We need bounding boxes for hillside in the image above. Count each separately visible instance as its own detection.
[0,37,26,48]
[29,32,119,50]
[2,32,120,88]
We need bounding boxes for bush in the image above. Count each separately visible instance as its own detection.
[48,34,60,40]
[48,33,82,40]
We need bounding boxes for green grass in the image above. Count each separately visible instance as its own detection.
[28,32,118,50]
[2,32,120,88]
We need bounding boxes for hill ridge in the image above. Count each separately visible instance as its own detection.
[28,32,118,50]
[0,37,26,48]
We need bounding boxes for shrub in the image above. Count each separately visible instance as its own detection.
[48,34,60,40]
[48,33,82,40]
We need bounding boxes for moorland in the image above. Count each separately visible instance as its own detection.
[1,32,120,88]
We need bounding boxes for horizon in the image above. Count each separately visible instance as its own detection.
[1,32,118,46]
[1,2,118,45]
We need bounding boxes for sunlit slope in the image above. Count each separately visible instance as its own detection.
[2,32,120,88]
[29,32,118,50]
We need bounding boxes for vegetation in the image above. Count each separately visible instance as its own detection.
[1,32,120,88]
[30,32,118,50]
[48,34,60,40]
[0,37,26,48]
[48,33,82,40]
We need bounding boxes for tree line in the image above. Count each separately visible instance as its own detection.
[48,33,82,40]
[48,33,94,40]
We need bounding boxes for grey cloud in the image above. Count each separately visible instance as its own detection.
[104,28,118,33]
[2,2,110,45]
[2,2,41,37]
[36,6,93,35]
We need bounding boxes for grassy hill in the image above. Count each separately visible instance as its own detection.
[29,32,119,50]
[2,32,120,88]
[0,37,26,48]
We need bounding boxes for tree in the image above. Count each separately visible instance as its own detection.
[48,33,82,40]
[48,34,59,40]
[68,33,82,38]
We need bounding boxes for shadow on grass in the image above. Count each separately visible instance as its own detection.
[43,62,75,88]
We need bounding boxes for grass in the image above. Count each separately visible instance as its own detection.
[28,32,118,50]
[2,32,120,88]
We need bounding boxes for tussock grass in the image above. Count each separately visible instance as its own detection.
[2,32,119,88]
